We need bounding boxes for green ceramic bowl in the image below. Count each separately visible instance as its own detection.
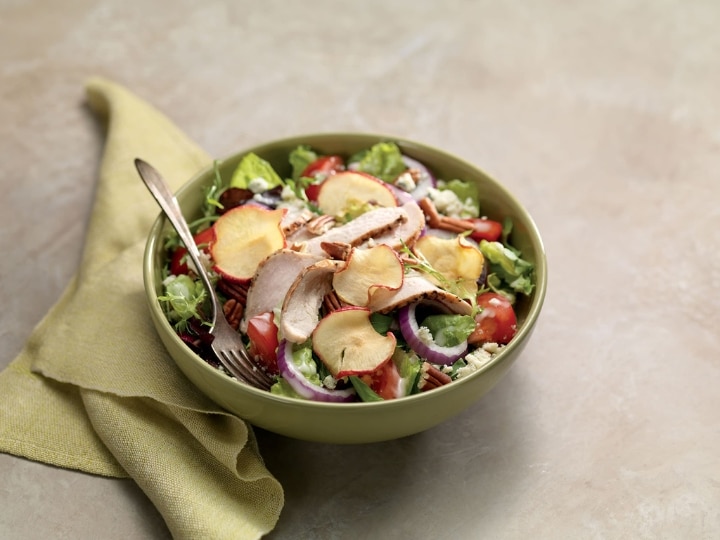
[143,133,547,444]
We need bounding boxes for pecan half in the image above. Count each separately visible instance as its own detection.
[217,279,250,304]
[322,289,346,315]
[418,362,453,391]
[306,214,336,235]
[320,241,352,261]
[223,298,244,330]
[419,197,476,234]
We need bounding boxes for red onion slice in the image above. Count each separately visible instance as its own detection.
[398,303,467,365]
[276,340,356,402]
[401,155,436,201]
[385,183,415,205]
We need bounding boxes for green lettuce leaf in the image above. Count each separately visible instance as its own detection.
[479,239,535,301]
[352,141,406,183]
[440,179,480,218]
[420,314,476,347]
[159,274,207,332]
[392,348,422,395]
[369,312,394,335]
[230,152,283,190]
[270,378,304,398]
[291,341,323,387]
[349,376,384,402]
[288,145,318,181]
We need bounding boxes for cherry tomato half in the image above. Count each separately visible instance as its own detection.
[246,312,280,375]
[467,218,503,242]
[468,292,517,345]
[169,226,216,275]
[301,155,345,178]
[360,359,403,400]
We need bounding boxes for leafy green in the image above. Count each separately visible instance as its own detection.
[439,179,480,218]
[291,341,323,386]
[288,145,318,181]
[352,141,406,183]
[270,378,304,398]
[392,349,422,395]
[338,199,376,223]
[230,152,283,190]
[369,312,394,335]
[420,314,476,347]
[479,239,535,302]
[203,160,225,217]
[349,376,384,402]
[159,275,207,332]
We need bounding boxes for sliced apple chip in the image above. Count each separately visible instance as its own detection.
[316,171,397,217]
[333,245,404,307]
[312,307,397,378]
[210,206,286,282]
[413,235,485,297]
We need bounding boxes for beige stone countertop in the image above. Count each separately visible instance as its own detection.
[2,1,719,538]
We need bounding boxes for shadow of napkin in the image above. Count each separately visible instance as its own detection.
[0,77,283,540]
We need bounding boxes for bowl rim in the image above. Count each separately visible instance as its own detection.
[142,131,548,410]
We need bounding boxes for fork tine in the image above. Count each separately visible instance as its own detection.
[225,349,273,390]
[214,347,272,390]
[215,349,256,387]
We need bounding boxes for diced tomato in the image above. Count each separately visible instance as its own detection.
[169,227,216,275]
[304,183,322,203]
[360,359,403,400]
[246,312,280,375]
[468,292,517,345]
[467,218,503,242]
[302,156,345,202]
[301,155,345,179]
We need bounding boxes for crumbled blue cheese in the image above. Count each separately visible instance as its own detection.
[322,375,338,389]
[428,187,476,219]
[394,171,417,192]
[417,325,435,346]
[276,185,307,211]
[248,176,271,194]
[454,343,504,379]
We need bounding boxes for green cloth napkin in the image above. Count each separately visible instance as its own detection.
[0,77,284,539]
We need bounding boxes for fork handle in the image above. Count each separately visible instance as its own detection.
[135,158,219,326]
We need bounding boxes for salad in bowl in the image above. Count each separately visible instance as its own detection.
[156,139,536,404]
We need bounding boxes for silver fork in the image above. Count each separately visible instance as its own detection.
[135,158,273,390]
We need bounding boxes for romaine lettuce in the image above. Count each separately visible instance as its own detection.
[420,314,476,346]
[230,152,283,190]
[439,179,480,218]
[352,141,406,183]
[288,145,318,181]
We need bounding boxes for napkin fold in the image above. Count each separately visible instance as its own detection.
[0,77,284,539]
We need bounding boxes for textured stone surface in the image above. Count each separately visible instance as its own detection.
[1,1,719,538]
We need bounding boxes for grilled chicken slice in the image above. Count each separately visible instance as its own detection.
[280,259,343,343]
[293,206,407,256]
[363,201,425,250]
[368,272,473,315]
[240,249,324,332]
